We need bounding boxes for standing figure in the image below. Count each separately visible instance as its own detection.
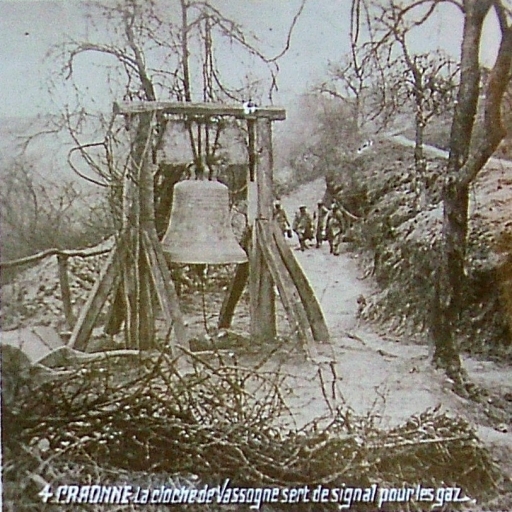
[313,201,330,248]
[326,203,345,256]
[292,205,314,251]
[273,201,292,238]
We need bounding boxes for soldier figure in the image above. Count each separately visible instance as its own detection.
[313,201,330,248]
[326,203,345,256]
[292,205,314,251]
[273,201,292,238]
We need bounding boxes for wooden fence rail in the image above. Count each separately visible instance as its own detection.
[0,246,111,270]
[1,244,112,332]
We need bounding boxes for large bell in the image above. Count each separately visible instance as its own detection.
[161,180,248,264]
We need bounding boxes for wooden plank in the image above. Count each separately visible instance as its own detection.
[104,284,124,335]
[138,256,155,349]
[247,180,258,225]
[134,112,155,349]
[125,112,150,349]
[143,232,188,349]
[256,118,275,220]
[250,118,276,342]
[114,101,286,121]
[122,231,137,349]
[273,223,330,342]
[257,222,312,345]
[68,243,124,350]
[218,230,251,329]
[249,226,276,341]
[103,157,137,337]
[218,261,249,329]
[248,119,256,181]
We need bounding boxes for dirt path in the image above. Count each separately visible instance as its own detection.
[277,178,512,472]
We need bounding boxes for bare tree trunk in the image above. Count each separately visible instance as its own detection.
[57,254,75,330]
[432,0,512,382]
[432,181,468,378]
[180,0,192,102]
[414,106,427,208]
[432,2,488,379]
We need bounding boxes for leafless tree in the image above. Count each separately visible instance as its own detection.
[0,159,112,262]
[389,50,459,204]
[317,0,393,134]
[351,0,512,385]
[318,50,381,134]
[365,1,458,206]
[47,0,306,193]
[433,0,512,383]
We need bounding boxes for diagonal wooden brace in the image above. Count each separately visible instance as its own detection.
[256,221,313,346]
[272,223,330,342]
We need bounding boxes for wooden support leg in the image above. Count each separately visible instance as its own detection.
[257,222,312,345]
[218,261,249,329]
[138,253,155,349]
[123,232,138,349]
[250,222,276,342]
[104,284,124,335]
[68,242,124,350]
[143,231,188,350]
[272,223,330,342]
[218,229,251,329]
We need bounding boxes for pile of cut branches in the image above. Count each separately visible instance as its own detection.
[3,350,503,511]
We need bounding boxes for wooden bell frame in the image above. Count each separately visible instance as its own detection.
[68,101,329,353]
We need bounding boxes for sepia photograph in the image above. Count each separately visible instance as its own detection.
[1,0,511,510]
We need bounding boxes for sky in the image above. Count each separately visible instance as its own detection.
[0,0,351,118]
[1,0,500,120]
[0,0,503,179]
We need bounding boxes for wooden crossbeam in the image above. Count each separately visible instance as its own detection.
[113,101,286,121]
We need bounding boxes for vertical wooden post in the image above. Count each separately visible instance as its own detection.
[138,114,187,350]
[250,118,276,342]
[103,114,136,338]
[127,112,150,348]
[138,112,155,349]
